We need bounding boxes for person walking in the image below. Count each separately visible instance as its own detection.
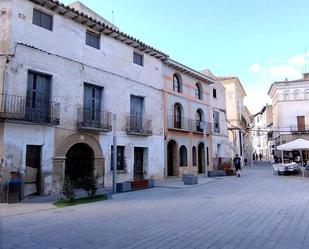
[259,153,262,161]
[233,154,241,177]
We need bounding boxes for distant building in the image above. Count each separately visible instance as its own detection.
[251,104,273,159]
[218,76,252,163]
[268,73,309,161]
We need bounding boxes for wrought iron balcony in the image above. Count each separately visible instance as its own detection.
[126,115,152,136]
[77,108,112,132]
[0,93,60,125]
[167,116,191,132]
[290,125,309,134]
[191,120,212,134]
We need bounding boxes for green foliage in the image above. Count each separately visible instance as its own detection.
[80,176,98,198]
[53,194,107,208]
[62,177,75,203]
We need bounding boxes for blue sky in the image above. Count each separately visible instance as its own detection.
[61,0,309,113]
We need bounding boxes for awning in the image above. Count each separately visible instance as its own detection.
[277,138,309,151]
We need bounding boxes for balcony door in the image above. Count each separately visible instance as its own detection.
[26,72,51,122]
[297,116,305,132]
[130,95,144,131]
[84,84,102,127]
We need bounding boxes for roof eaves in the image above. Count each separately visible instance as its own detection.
[29,0,169,60]
[166,59,215,84]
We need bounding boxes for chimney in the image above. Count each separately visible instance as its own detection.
[303,73,309,79]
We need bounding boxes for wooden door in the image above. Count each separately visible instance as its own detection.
[25,145,41,196]
[297,116,305,132]
[84,85,102,127]
[134,148,144,180]
[130,96,143,131]
[26,72,51,122]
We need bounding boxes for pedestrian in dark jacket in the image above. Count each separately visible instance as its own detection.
[233,154,241,177]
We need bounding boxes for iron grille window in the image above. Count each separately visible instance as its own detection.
[32,9,53,31]
[86,31,100,49]
[213,88,217,98]
[133,52,143,66]
[111,146,125,171]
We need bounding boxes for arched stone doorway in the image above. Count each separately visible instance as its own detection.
[52,133,104,194]
[65,143,94,187]
[198,143,205,174]
[167,140,179,177]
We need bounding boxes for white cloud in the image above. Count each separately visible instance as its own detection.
[268,65,302,80]
[288,54,308,65]
[248,63,261,72]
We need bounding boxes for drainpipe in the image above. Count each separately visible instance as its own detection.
[112,114,117,194]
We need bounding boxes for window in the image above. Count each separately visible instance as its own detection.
[283,91,289,101]
[216,144,221,157]
[133,52,143,66]
[86,30,100,49]
[130,95,144,130]
[213,88,217,98]
[192,146,197,166]
[179,145,188,166]
[173,74,182,93]
[32,9,53,31]
[196,109,204,132]
[195,83,203,100]
[26,71,51,122]
[83,84,102,126]
[294,90,301,100]
[305,90,309,100]
[174,103,182,129]
[213,111,220,133]
[111,146,125,171]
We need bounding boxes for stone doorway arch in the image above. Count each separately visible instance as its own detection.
[167,139,179,177]
[52,133,104,194]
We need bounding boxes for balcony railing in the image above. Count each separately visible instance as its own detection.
[126,115,152,136]
[168,116,212,134]
[0,93,60,125]
[191,120,212,134]
[167,116,191,132]
[77,108,112,132]
[290,125,309,134]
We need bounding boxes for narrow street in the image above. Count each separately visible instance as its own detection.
[2,163,309,249]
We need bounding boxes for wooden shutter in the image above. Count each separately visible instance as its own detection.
[297,116,305,131]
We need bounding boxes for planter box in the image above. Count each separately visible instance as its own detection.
[148,179,155,188]
[182,174,195,182]
[183,175,198,185]
[225,169,235,176]
[116,182,131,193]
[208,170,226,177]
[131,180,149,190]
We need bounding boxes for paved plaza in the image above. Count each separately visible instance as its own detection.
[2,163,309,249]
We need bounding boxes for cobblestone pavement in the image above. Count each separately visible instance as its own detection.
[2,163,309,249]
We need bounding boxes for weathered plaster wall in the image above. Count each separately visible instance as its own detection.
[2,0,166,191]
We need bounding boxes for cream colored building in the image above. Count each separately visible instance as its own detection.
[268,73,309,161]
[218,76,252,163]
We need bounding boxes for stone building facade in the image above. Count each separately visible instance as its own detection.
[0,0,230,197]
[0,0,167,196]
[268,73,309,162]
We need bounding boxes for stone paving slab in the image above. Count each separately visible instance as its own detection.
[2,164,309,249]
